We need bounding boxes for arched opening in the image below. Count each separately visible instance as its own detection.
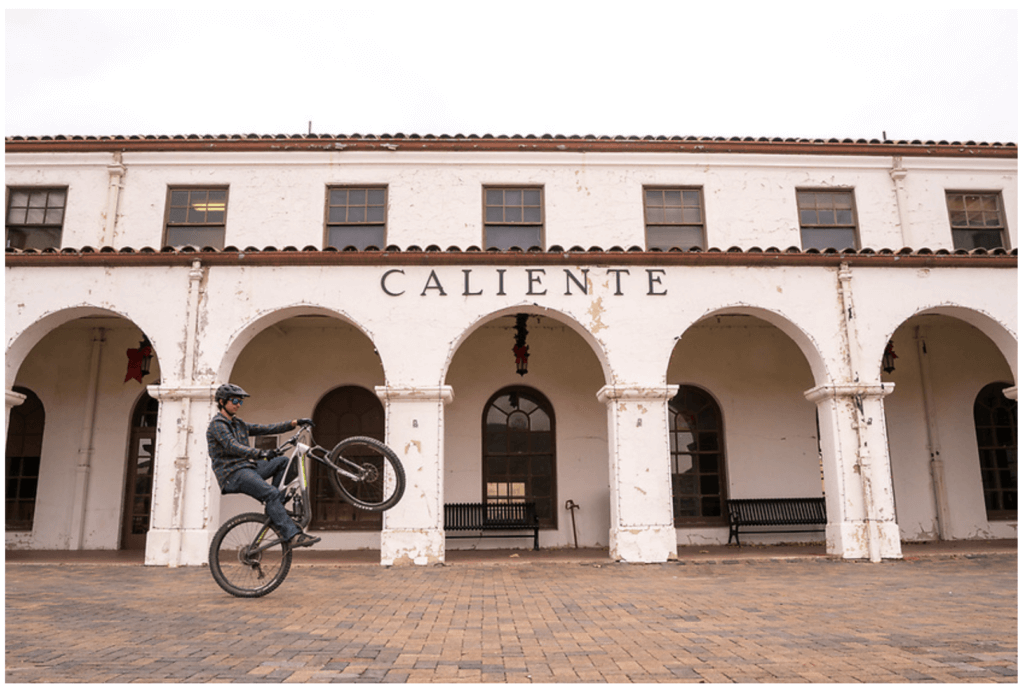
[6,313,162,550]
[668,313,821,544]
[883,313,1016,541]
[444,311,608,548]
[482,386,557,528]
[219,313,385,550]
[6,387,44,532]
[121,392,159,549]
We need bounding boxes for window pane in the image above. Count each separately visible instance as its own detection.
[327,225,385,250]
[485,225,541,250]
[802,227,857,250]
[165,226,225,249]
[647,225,704,251]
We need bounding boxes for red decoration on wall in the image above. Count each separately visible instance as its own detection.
[513,314,530,376]
[125,336,154,383]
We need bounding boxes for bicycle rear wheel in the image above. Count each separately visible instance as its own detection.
[209,512,292,598]
[328,436,405,512]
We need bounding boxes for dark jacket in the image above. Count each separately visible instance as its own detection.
[206,412,294,489]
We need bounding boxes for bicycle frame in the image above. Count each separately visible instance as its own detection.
[241,425,377,556]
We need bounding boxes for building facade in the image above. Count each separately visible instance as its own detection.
[5,134,1017,567]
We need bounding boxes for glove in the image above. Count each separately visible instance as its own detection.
[297,418,314,428]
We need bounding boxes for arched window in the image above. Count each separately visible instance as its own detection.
[311,386,385,530]
[121,393,159,549]
[974,383,1017,520]
[669,386,726,525]
[482,387,556,528]
[6,387,44,531]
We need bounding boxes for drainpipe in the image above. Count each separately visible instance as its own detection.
[914,325,950,539]
[71,327,106,549]
[837,264,881,563]
[889,156,909,244]
[168,260,205,567]
[102,154,126,247]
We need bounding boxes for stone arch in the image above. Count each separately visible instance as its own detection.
[6,304,164,390]
[675,304,832,386]
[215,304,385,385]
[877,304,1017,385]
[438,304,612,387]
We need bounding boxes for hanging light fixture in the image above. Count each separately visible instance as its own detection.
[512,314,530,376]
[882,340,898,374]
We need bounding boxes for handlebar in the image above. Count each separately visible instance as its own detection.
[276,421,316,453]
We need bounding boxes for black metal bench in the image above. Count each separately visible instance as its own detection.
[727,497,826,546]
[444,502,539,551]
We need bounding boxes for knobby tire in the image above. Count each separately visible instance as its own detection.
[328,436,406,512]
[209,512,293,598]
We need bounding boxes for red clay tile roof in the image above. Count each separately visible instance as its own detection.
[4,133,1017,157]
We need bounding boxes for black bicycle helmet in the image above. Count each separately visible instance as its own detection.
[215,383,250,403]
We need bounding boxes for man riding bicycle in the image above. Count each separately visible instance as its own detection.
[206,383,320,548]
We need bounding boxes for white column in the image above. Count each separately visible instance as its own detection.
[805,383,901,561]
[596,384,678,563]
[144,384,218,566]
[375,385,454,566]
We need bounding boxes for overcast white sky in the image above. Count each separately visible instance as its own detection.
[5,5,1019,142]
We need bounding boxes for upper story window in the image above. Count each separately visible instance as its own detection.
[644,188,705,250]
[946,192,1008,250]
[797,189,858,250]
[6,188,66,250]
[326,187,387,249]
[484,186,543,250]
[164,187,227,249]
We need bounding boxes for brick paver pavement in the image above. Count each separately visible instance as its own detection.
[5,551,1017,683]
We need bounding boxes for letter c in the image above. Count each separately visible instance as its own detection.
[381,269,405,296]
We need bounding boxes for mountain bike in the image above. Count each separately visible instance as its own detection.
[208,422,404,598]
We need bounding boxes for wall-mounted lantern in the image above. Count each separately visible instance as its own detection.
[512,314,530,376]
[882,340,898,374]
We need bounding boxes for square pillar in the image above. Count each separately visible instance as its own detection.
[597,384,678,563]
[805,383,901,561]
[375,385,454,565]
[145,385,218,566]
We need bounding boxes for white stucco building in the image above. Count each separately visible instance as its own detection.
[5,133,1017,567]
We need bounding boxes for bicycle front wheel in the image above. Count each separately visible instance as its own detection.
[209,512,292,598]
[328,436,406,512]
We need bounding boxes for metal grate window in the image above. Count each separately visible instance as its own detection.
[482,387,556,528]
[669,386,726,525]
[644,188,705,250]
[6,188,67,249]
[796,189,859,250]
[974,382,1017,520]
[483,187,543,250]
[326,187,387,249]
[5,387,44,531]
[946,192,1008,250]
[164,187,228,249]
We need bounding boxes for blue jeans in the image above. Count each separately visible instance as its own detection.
[222,456,300,542]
